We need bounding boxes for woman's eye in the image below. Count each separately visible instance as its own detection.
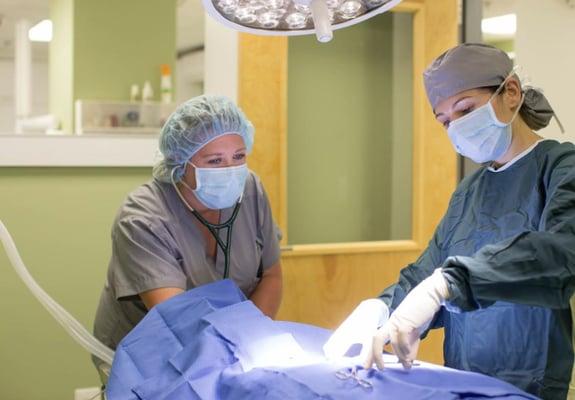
[233,153,246,160]
[207,158,222,165]
[461,107,473,115]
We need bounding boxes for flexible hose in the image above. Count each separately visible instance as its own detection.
[0,219,115,365]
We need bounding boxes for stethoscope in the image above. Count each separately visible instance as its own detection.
[171,168,242,279]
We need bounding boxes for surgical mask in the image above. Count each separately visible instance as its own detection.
[182,163,248,209]
[447,81,524,164]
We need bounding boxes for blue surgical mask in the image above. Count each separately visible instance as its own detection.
[447,82,524,164]
[183,163,248,209]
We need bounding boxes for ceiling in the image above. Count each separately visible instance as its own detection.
[0,0,204,59]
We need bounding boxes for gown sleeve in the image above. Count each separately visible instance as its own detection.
[442,151,575,311]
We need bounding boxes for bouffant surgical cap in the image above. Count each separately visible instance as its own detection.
[152,95,255,182]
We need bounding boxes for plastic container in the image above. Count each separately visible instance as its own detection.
[160,64,173,104]
[142,80,154,103]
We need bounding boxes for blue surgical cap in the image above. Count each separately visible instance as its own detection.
[153,95,255,182]
[423,43,513,111]
[423,43,555,131]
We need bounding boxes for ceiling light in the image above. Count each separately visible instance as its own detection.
[481,14,516,36]
[28,19,53,42]
[202,0,403,43]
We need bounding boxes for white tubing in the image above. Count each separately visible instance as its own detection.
[310,0,333,43]
[0,219,115,365]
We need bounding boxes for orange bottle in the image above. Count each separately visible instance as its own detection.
[160,64,173,104]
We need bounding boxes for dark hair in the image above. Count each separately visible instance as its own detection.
[481,85,538,129]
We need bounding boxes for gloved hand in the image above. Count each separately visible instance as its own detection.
[363,268,450,370]
[323,299,389,360]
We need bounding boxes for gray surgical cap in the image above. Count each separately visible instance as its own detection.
[423,43,555,131]
[152,95,255,182]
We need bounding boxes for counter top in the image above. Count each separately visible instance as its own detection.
[0,134,158,167]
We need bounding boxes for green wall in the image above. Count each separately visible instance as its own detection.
[74,0,177,102]
[0,168,150,399]
[49,0,177,133]
[50,0,74,133]
[487,39,514,53]
[287,13,412,245]
[390,13,413,240]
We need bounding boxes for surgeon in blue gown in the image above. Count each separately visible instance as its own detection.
[337,43,575,399]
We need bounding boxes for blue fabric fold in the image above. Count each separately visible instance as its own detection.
[107,279,539,400]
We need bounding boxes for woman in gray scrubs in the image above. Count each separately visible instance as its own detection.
[93,95,282,379]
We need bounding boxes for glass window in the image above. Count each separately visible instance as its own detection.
[287,11,414,244]
[0,0,205,135]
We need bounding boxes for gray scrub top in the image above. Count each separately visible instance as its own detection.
[93,170,281,352]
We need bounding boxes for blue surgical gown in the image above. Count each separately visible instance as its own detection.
[380,140,575,400]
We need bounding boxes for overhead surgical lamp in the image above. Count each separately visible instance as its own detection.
[202,0,403,42]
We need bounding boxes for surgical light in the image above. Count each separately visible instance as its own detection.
[28,19,53,42]
[202,0,403,43]
[481,14,517,37]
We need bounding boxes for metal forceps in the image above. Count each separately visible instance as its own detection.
[334,366,373,391]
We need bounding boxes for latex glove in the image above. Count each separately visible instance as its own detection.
[323,299,389,360]
[364,268,450,370]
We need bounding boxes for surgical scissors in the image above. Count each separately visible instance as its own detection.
[335,367,373,391]
[335,360,422,391]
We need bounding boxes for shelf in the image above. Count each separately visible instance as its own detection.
[0,133,159,167]
[75,100,175,136]
[81,126,160,135]
[0,99,174,167]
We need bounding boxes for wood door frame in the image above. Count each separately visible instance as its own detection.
[238,0,458,364]
[239,0,458,256]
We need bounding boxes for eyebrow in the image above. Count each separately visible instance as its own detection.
[201,148,247,158]
[434,96,473,118]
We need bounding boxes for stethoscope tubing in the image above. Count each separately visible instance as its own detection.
[171,168,241,279]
